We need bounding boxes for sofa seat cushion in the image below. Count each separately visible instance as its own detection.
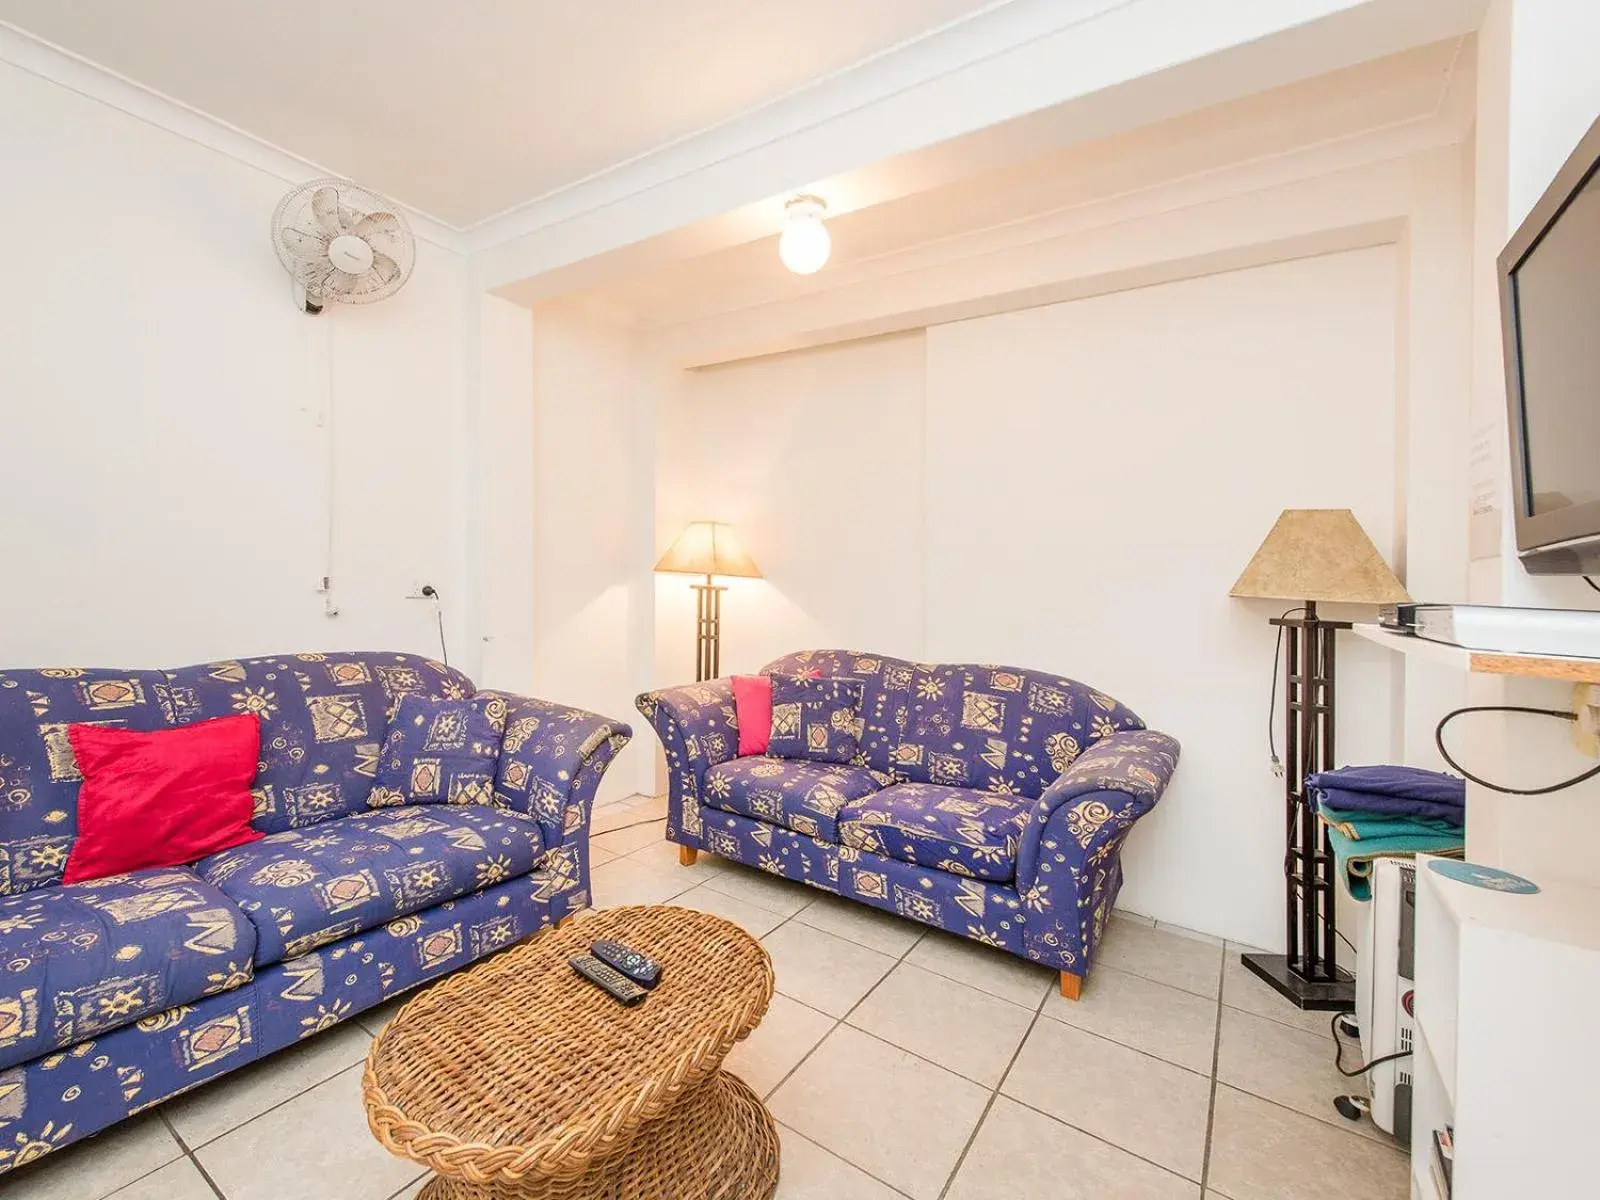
[197,805,545,966]
[703,757,882,842]
[837,783,1031,882]
[0,867,257,1071]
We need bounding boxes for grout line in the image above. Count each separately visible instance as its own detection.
[383,1168,430,1199]
[774,1120,918,1199]
[157,1110,226,1200]
[1200,942,1226,1192]
[187,1060,369,1153]
[936,981,1050,1199]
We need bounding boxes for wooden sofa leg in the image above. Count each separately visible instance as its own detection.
[678,845,699,867]
[1059,971,1083,1001]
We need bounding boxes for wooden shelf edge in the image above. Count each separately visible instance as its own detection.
[1352,623,1600,682]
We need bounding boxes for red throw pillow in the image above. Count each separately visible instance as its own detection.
[62,714,264,885]
[732,675,773,756]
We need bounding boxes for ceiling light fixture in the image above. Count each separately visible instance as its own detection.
[778,195,830,275]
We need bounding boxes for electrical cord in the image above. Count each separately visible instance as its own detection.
[1267,606,1308,775]
[1330,1012,1411,1078]
[420,585,449,667]
[1584,576,1600,594]
[1435,704,1600,795]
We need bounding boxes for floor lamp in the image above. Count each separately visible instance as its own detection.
[1229,509,1411,1010]
[655,521,763,682]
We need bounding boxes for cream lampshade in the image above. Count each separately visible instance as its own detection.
[655,522,762,682]
[1230,509,1410,605]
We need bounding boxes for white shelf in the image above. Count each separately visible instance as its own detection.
[1418,853,1600,953]
[1352,622,1600,682]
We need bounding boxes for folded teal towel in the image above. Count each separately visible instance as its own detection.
[1320,818,1464,900]
[1318,805,1461,841]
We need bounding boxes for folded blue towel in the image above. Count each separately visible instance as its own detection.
[1306,765,1464,824]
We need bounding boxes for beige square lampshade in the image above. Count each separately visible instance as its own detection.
[1230,509,1410,604]
[654,521,763,579]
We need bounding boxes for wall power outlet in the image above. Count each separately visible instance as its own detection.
[1571,683,1600,758]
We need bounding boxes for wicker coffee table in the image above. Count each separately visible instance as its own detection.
[362,905,779,1199]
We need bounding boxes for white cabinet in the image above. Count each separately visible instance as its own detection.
[1409,856,1600,1198]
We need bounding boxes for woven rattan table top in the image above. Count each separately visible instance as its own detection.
[362,905,775,1183]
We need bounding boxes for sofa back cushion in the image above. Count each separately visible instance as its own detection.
[0,668,171,896]
[0,651,475,896]
[763,651,1146,800]
[161,652,473,833]
[761,650,919,776]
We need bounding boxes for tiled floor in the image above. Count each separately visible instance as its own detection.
[5,796,1409,1200]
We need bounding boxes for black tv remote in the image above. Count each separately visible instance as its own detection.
[569,953,647,1006]
[591,939,663,988]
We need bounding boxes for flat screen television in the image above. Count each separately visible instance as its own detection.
[1499,112,1600,574]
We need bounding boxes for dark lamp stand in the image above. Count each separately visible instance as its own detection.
[691,574,726,683]
[1240,600,1356,1010]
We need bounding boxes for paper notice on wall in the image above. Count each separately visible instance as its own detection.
[1469,418,1502,561]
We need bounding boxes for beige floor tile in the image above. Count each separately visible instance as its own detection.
[1043,964,1219,1074]
[672,881,791,938]
[626,836,728,880]
[621,794,670,820]
[945,1096,1200,1200]
[165,1021,373,1147]
[1221,945,1337,1036]
[591,818,668,857]
[589,854,697,907]
[197,1064,426,1200]
[589,841,618,865]
[1207,1085,1410,1200]
[726,994,838,1097]
[387,1176,431,1199]
[775,1124,905,1199]
[849,963,1035,1087]
[104,1157,218,1200]
[704,864,815,917]
[1001,1018,1210,1180]
[794,894,925,957]
[1215,1007,1386,1143]
[903,930,1054,1008]
[770,1026,989,1200]
[1094,916,1223,999]
[590,803,639,835]
[1,1115,182,1200]
[762,922,897,1017]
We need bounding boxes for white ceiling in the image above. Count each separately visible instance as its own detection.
[0,0,1002,228]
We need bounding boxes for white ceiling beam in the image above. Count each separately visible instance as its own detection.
[476,0,1487,297]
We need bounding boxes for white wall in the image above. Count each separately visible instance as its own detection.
[657,334,928,684]
[527,304,658,799]
[0,59,473,671]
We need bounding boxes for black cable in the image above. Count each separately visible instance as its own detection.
[1435,704,1600,795]
[420,585,449,667]
[1584,576,1600,594]
[1268,606,1307,774]
[1330,1012,1411,1078]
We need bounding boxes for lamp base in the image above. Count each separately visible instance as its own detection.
[1239,952,1354,1011]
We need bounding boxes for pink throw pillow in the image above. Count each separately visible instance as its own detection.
[732,675,773,756]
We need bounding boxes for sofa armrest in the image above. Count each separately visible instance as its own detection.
[483,691,633,851]
[1015,730,1180,974]
[634,679,737,847]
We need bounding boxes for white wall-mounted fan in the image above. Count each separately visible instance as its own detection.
[272,178,415,313]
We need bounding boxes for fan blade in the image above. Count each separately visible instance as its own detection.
[310,187,347,236]
[367,251,402,289]
[353,211,405,254]
[279,224,329,263]
[320,269,361,298]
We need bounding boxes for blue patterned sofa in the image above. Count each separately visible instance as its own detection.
[637,650,1178,998]
[0,651,629,1175]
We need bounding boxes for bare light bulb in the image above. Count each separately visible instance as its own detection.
[779,195,830,275]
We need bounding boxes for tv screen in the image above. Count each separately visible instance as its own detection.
[1501,112,1600,573]
[1509,166,1600,518]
